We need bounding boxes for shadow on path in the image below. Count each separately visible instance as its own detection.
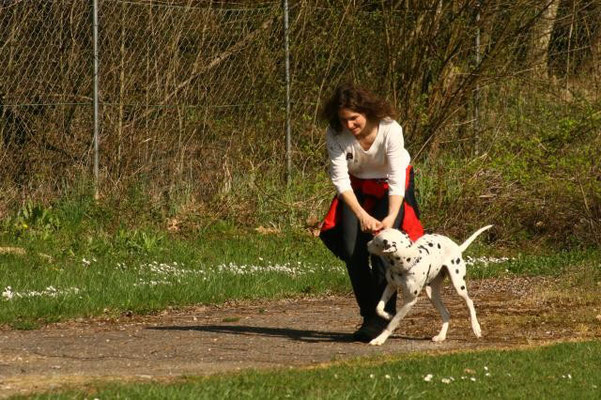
[149,325,434,343]
[149,324,355,343]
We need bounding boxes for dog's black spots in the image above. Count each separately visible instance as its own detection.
[423,272,426,275]
[406,258,411,262]
[437,243,441,249]
[456,258,461,264]
[383,239,388,246]
[461,285,465,290]
[414,290,418,295]
[428,242,433,247]
[463,275,466,281]
[395,256,401,260]
[456,269,459,274]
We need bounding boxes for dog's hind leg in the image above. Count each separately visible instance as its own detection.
[448,260,482,338]
[427,274,451,342]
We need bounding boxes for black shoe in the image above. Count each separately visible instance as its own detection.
[352,316,389,343]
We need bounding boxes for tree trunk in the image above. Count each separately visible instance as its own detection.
[530,0,560,79]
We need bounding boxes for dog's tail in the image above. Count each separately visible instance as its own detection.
[458,225,493,253]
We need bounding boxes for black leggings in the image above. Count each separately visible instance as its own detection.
[338,192,402,319]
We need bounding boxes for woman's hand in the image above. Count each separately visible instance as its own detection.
[380,215,397,231]
[378,195,403,232]
[339,190,384,234]
[359,212,383,234]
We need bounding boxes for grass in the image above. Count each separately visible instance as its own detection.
[0,226,349,328]
[466,248,601,279]
[1,226,599,329]
[22,340,601,399]
[1,194,599,329]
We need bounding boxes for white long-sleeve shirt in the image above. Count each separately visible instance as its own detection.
[326,118,410,197]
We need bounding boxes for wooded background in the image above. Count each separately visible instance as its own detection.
[1,0,599,247]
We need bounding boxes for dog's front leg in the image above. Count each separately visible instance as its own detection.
[370,295,418,346]
[375,283,397,321]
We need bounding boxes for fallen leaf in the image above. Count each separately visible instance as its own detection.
[255,226,281,235]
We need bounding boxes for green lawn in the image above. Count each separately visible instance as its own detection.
[2,198,599,328]
[0,227,348,328]
[1,221,600,329]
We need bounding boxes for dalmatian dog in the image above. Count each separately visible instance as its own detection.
[366,225,493,346]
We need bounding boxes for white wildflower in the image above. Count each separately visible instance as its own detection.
[2,286,80,301]
[2,286,14,300]
[465,256,512,267]
[424,374,434,382]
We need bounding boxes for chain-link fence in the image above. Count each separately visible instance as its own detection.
[1,0,286,201]
[1,0,600,208]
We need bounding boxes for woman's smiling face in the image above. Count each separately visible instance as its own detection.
[338,108,367,137]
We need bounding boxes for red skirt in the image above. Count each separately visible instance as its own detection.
[319,166,424,260]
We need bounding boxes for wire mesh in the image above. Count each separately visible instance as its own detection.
[0,0,285,198]
[0,0,93,193]
[97,0,283,197]
[0,0,599,205]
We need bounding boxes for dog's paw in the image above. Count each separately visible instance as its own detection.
[376,310,393,321]
[431,334,446,343]
[369,335,386,346]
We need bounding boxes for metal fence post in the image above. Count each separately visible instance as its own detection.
[474,2,481,156]
[93,0,100,200]
[283,0,291,186]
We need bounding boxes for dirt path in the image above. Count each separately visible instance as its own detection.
[1,276,600,398]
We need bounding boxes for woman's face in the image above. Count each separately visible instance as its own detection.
[338,108,368,137]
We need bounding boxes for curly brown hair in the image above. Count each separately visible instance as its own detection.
[321,83,395,133]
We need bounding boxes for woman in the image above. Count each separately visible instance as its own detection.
[319,83,424,342]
